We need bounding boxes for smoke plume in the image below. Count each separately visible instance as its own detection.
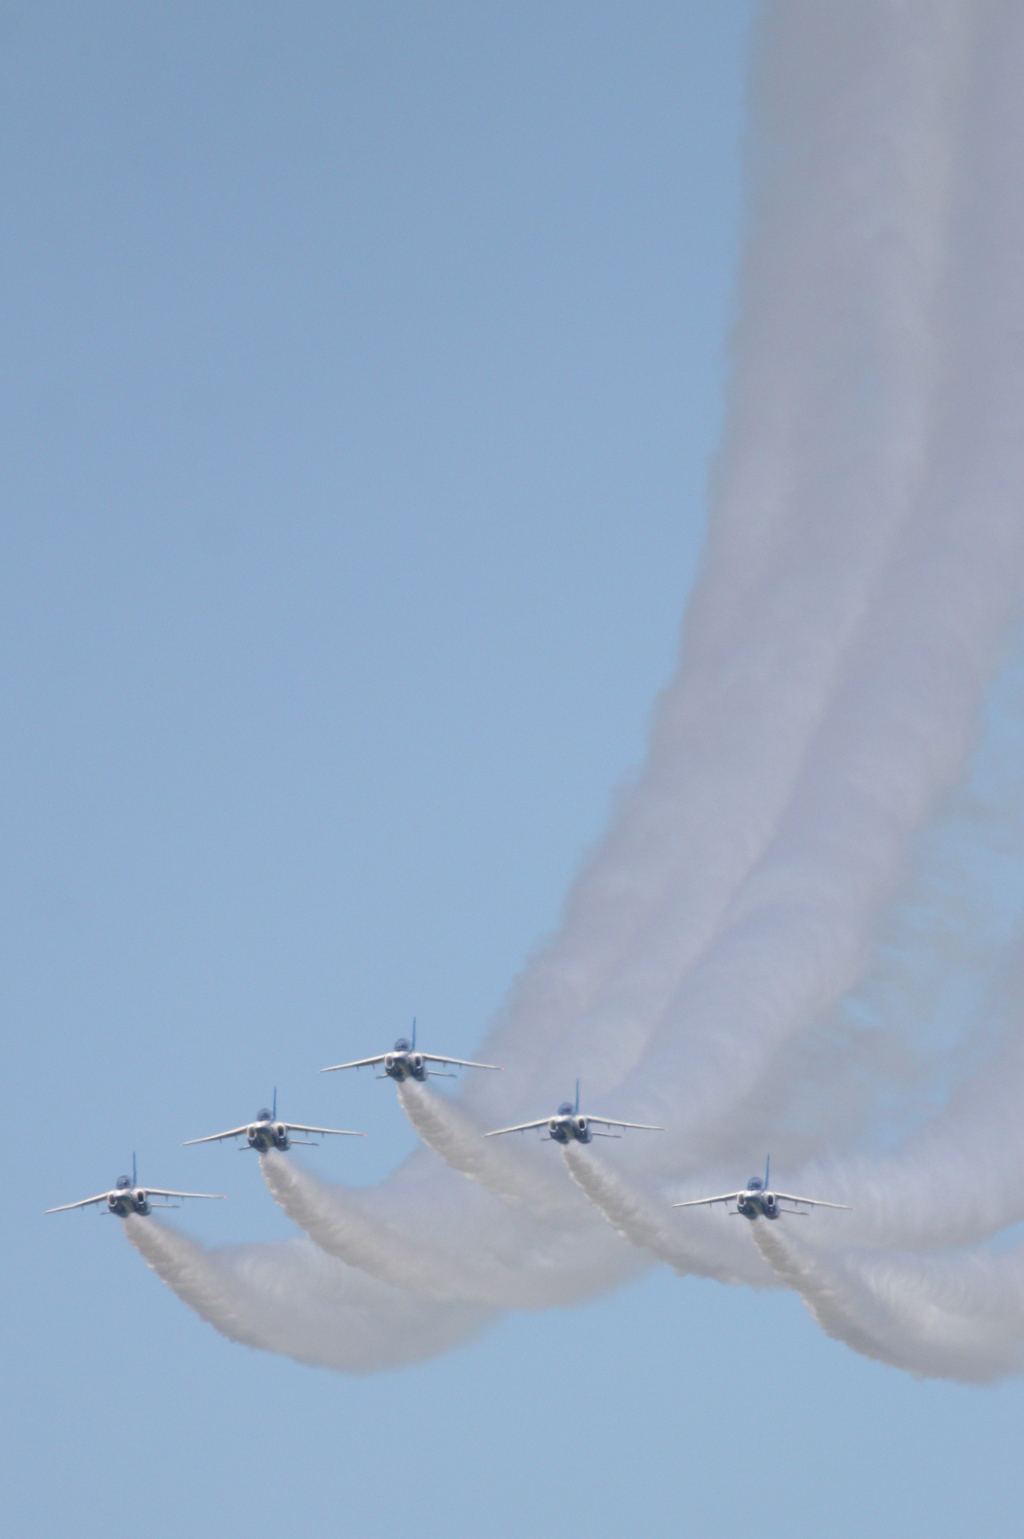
[128,0,1024,1382]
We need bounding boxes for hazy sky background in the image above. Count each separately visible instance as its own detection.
[4,4,1024,1536]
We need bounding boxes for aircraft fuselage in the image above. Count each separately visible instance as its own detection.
[246,1119,291,1152]
[547,1114,592,1144]
[108,1186,151,1216]
[382,1048,428,1082]
[737,1191,780,1220]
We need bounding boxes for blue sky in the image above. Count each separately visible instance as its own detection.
[4,5,1024,1535]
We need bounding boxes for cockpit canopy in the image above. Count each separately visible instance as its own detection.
[394,1038,411,1052]
[256,1109,273,1122]
[116,1176,131,1189]
[747,1177,764,1190]
[557,1102,575,1116]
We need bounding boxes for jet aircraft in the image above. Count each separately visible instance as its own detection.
[321,1018,502,1083]
[184,1089,365,1152]
[46,1154,225,1216]
[484,1080,663,1144]
[672,1157,852,1220]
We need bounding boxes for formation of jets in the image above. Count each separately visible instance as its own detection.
[46,1025,850,1226]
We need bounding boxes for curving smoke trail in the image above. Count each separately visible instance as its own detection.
[561,1143,770,1287]
[259,1151,513,1306]
[123,1214,494,1372]
[395,1082,585,1222]
[750,1222,892,1367]
[128,0,1024,1382]
[751,1222,1024,1383]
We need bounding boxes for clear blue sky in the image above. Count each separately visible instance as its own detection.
[4,5,1023,1536]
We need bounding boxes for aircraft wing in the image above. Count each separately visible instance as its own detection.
[141,1189,226,1201]
[772,1192,854,1210]
[183,1125,251,1146]
[672,1192,743,1209]
[424,1054,503,1070]
[587,1118,664,1131]
[484,1119,552,1136]
[45,1191,113,1213]
[320,1055,387,1073]
[283,1124,366,1137]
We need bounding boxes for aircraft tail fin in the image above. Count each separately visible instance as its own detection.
[412,1017,417,1050]
[575,1079,580,1115]
[765,1154,771,1191]
[132,1151,137,1187]
[273,1087,277,1120]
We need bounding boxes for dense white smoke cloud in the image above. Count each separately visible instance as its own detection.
[133,0,1024,1380]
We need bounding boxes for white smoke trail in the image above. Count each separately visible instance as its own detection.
[751,1221,892,1366]
[395,1082,585,1222]
[751,1221,1024,1383]
[260,1150,507,1304]
[561,1143,769,1287]
[123,1215,494,1371]
[128,1,1024,1383]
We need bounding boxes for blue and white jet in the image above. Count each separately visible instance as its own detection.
[485,1080,663,1145]
[321,1019,502,1084]
[673,1157,852,1220]
[46,1154,225,1216]
[184,1090,365,1153]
